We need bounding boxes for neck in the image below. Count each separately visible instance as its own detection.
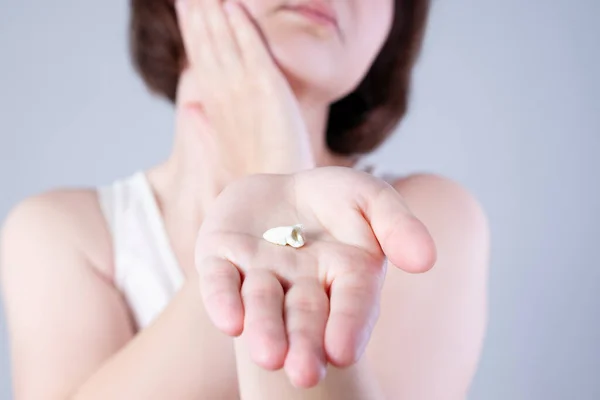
[150,96,355,219]
[145,94,361,275]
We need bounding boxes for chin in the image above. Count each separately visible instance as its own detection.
[264,31,366,103]
[274,44,365,102]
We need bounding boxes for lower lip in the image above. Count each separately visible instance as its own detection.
[282,6,338,29]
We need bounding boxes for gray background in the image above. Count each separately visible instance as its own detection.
[0,0,598,399]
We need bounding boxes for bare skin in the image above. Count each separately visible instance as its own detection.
[1,171,488,399]
[1,0,490,399]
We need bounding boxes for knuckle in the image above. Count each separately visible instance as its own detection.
[287,292,324,315]
[204,289,232,306]
[210,88,230,106]
[250,317,282,335]
[243,276,283,301]
[231,71,248,93]
[229,78,248,98]
[287,327,315,341]
[255,75,277,96]
[202,261,237,283]
[245,288,281,305]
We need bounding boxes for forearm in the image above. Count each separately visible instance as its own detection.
[72,276,236,400]
[234,336,385,400]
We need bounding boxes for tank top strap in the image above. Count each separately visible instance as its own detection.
[96,172,184,329]
[352,157,398,185]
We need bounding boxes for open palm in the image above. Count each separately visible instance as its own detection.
[195,167,436,388]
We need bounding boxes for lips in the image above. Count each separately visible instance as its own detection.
[281,0,339,29]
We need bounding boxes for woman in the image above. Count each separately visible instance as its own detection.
[1,0,490,399]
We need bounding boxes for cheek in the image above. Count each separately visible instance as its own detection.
[234,0,280,19]
[347,1,395,73]
[218,0,394,101]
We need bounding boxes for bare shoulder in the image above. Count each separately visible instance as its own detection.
[368,177,489,399]
[1,190,134,398]
[1,188,113,281]
[392,173,490,269]
[393,173,489,237]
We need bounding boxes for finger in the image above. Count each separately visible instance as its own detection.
[325,273,380,368]
[284,278,329,388]
[176,0,219,77]
[196,230,301,288]
[224,1,277,73]
[203,0,242,70]
[297,169,436,274]
[198,256,244,336]
[362,182,437,274]
[241,269,288,370]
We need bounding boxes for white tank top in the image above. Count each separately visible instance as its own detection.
[97,162,394,331]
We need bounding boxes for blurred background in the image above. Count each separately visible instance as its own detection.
[0,0,598,399]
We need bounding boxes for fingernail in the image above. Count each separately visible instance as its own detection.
[175,0,187,13]
[224,1,237,14]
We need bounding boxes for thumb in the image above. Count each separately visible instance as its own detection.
[361,182,436,274]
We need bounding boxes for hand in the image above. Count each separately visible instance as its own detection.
[194,167,436,388]
[176,0,315,177]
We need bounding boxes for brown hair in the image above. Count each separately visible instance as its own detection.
[129,0,430,155]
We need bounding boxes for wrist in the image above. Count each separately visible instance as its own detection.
[234,334,384,400]
[251,154,317,175]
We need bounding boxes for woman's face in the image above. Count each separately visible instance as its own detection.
[234,0,394,101]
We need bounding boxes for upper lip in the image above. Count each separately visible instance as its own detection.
[282,0,339,27]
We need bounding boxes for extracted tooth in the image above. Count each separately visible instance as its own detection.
[287,224,305,248]
[262,226,289,246]
[263,224,305,249]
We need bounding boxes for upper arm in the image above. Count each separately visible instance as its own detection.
[367,174,490,400]
[1,191,134,399]
[395,173,490,283]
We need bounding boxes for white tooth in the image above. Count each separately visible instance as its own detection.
[263,224,306,248]
[287,224,305,248]
[263,226,294,246]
